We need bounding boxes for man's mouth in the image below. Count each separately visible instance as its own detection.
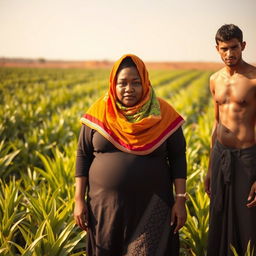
[226,57,235,61]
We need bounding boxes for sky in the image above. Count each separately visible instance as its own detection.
[0,0,255,63]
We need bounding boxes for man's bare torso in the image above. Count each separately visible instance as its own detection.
[211,63,256,148]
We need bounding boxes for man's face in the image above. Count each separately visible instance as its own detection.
[216,38,246,67]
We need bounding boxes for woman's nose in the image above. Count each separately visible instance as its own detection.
[125,83,134,92]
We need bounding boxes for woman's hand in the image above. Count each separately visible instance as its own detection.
[171,198,187,234]
[246,181,256,208]
[204,171,211,197]
[74,177,88,230]
[74,199,88,231]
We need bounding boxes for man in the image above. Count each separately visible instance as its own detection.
[204,24,256,256]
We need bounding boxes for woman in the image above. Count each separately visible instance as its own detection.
[74,54,187,256]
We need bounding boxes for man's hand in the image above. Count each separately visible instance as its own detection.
[247,181,256,208]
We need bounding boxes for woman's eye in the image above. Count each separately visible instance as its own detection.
[117,82,126,86]
[133,81,141,86]
[117,81,141,87]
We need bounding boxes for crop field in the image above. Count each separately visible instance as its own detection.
[0,67,215,255]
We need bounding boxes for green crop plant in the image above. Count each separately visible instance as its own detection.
[155,70,203,99]
[0,67,216,255]
[0,140,20,179]
[230,241,255,256]
[0,178,26,255]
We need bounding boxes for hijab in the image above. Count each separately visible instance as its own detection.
[81,54,184,155]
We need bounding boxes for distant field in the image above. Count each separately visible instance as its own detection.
[0,57,224,70]
[0,67,214,255]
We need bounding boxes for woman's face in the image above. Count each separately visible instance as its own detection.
[116,66,143,107]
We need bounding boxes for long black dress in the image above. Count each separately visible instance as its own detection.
[207,141,256,256]
[76,125,187,256]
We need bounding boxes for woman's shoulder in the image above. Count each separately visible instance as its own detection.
[157,97,181,117]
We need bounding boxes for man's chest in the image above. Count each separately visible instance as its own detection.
[214,76,256,105]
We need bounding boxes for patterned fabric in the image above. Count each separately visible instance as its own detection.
[124,195,171,256]
[116,89,160,123]
[81,54,184,155]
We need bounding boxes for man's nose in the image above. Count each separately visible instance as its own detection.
[227,49,233,57]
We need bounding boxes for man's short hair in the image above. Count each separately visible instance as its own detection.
[215,24,243,44]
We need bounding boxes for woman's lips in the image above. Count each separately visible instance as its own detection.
[124,95,135,99]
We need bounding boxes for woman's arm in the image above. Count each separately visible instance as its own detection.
[171,178,187,233]
[74,125,94,230]
[166,127,187,233]
[74,177,88,230]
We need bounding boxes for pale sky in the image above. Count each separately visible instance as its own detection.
[0,0,255,62]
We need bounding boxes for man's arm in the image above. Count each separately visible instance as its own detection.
[255,122,256,144]
[205,76,219,196]
[246,93,256,208]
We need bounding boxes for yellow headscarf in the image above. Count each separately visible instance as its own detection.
[81,54,184,155]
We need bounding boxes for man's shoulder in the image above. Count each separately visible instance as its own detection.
[209,69,224,91]
[246,63,256,78]
[210,68,224,81]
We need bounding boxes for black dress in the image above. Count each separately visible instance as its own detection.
[76,125,187,256]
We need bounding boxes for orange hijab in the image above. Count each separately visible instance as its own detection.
[81,54,184,155]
